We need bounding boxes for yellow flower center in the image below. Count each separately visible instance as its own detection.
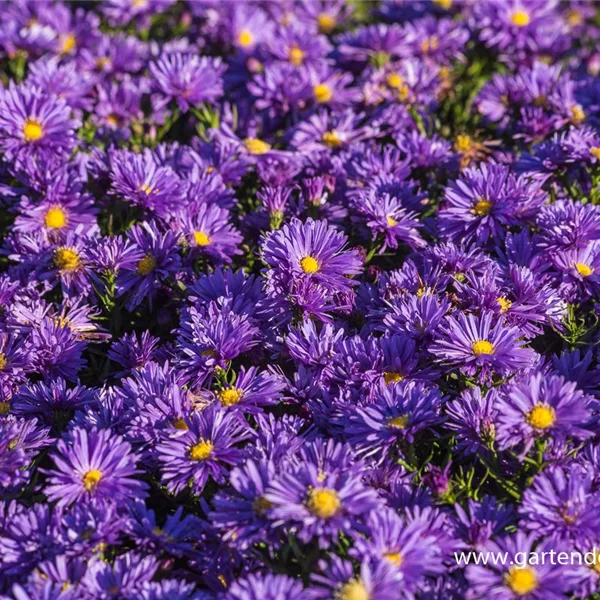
[243,137,271,155]
[420,36,439,54]
[572,105,586,123]
[219,387,243,406]
[472,340,495,356]
[384,551,403,566]
[497,296,512,313]
[238,30,254,47]
[386,73,404,89]
[194,231,211,246]
[190,440,213,461]
[106,114,120,127]
[289,46,305,66]
[386,215,397,227]
[576,262,593,277]
[322,130,342,148]
[300,256,319,274]
[338,579,370,600]
[140,184,153,195]
[23,118,43,141]
[44,207,67,229]
[54,247,80,272]
[433,0,452,8]
[82,470,102,491]
[0,353,7,371]
[307,487,340,518]
[383,371,403,385]
[590,147,600,159]
[387,414,409,429]
[60,33,76,54]
[253,496,273,516]
[172,418,189,430]
[505,566,538,595]
[317,13,336,33]
[0,401,10,415]
[527,404,556,429]
[454,134,473,153]
[473,199,492,216]
[511,10,531,27]
[314,83,333,104]
[137,254,156,275]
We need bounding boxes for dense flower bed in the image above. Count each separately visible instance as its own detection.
[3,1,600,599]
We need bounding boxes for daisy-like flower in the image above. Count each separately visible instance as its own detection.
[429,311,536,382]
[115,221,182,311]
[520,465,600,544]
[343,380,443,461]
[353,507,442,594]
[466,532,582,600]
[156,404,250,495]
[438,163,547,246]
[496,373,594,452]
[209,458,277,549]
[261,218,362,294]
[214,366,284,414]
[0,82,80,162]
[149,53,225,112]
[109,149,186,219]
[44,427,146,508]
[176,203,243,264]
[265,441,381,547]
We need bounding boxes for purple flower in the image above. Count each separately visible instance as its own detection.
[45,427,146,508]
[430,311,536,382]
[496,373,594,451]
[150,53,225,112]
[156,404,250,495]
[0,83,79,163]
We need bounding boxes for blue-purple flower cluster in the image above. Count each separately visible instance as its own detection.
[3,1,600,599]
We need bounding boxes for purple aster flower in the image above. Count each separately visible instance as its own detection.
[520,465,600,544]
[261,218,362,293]
[429,311,536,382]
[343,380,443,461]
[209,458,277,549]
[454,496,515,550]
[27,56,94,113]
[116,221,182,311]
[156,404,250,495]
[150,53,225,112]
[471,0,569,66]
[214,366,284,414]
[265,440,381,547]
[351,189,424,252]
[438,164,547,246]
[107,330,160,376]
[445,387,499,458]
[465,532,581,600]
[175,203,243,264]
[94,78,144,139]
[177,303,259,388]
[127,501,204,559]
[0,82,79,164]
[290,109,376,153]
[353,507,443,594]
[44,426,147,508]
[11,379,96,424]
[109,149,186,219]
[496,373,594,452]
